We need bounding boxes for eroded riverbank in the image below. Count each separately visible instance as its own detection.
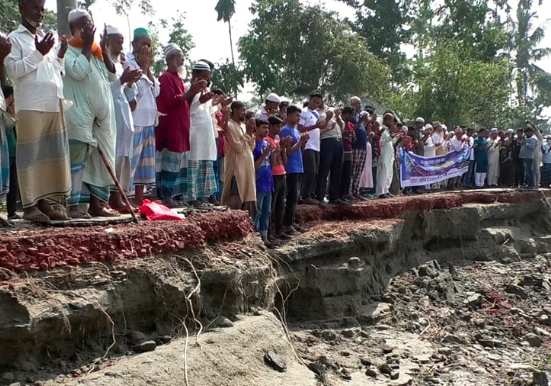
[1,190,550,385]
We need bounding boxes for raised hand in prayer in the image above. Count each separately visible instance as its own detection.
[221,96,233,107]
[263,143,273,156]
[58,35,68,58]
[299,133,310,144]
[120,52,126,65]
[281,136,293,149]
[334,108,341,120]
[99,24,108,53]
[81,25,96,48]
[120,66,142,86]
[199,91,214,104]
[189,79,207,95]
[35,33,55,55]
[137,46,153,69]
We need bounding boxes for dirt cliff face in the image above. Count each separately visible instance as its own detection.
[0,190,550,386]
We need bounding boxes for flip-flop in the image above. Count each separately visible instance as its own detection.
[23,207,51,224]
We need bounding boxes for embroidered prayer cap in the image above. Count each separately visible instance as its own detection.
[193,61,211,72]
[106,25,124,36]
[133,28,150,40]
[68,9,91,23]
[164,43,183,59]
[266,93,281,103]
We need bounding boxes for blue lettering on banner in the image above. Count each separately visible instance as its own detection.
[400,149,471,188]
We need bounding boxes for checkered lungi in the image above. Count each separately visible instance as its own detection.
[155,148,187,200]
[350,148,367,196]
[186,159,217,202]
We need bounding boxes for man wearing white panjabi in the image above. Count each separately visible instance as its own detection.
[376,112,395,199]
[105,25,142,213]
[183,61,218,207]
[487,128,501,187]
[64,9,119,219]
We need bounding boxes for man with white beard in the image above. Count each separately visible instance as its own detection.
[105,25,142,212]
[124,28,159,207]
[155,43,206,207]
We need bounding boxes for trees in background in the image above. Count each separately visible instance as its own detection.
[239,0,389,103]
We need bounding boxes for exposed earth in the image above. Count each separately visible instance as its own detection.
[1,189,551,386]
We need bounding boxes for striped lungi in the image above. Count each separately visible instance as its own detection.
[155,148,187,200]
[15,110,71,208]
[68,140,109,205]
[186,160,217,202]
[128,125,156,197]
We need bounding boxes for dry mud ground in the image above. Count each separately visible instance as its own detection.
[1,190,551,386]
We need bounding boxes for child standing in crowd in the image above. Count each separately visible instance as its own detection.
[474,129,488,188]
[340,106,356,202]
[253,119,275,247]
[280,105,309,236]
[265,116,290,242]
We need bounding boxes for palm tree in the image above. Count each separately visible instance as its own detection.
[57,0,77,35]
[215,0,236,66]
[509,0,551,114]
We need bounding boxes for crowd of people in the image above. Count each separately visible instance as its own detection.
[0,1,548,244]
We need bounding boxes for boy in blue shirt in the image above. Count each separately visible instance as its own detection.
[280,106,309,236]
[253,119,275,247]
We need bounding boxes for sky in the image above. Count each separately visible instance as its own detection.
[43,0,551,101]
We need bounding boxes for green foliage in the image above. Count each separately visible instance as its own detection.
[215,0,235,23]
[111,0,153,15]
[413,42,512,127]
[0,0,57,33]
[148,13,195,78]
[211,59,244,97]
[239,0,389,103]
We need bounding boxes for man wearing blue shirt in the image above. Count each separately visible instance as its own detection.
[280,105,309,236]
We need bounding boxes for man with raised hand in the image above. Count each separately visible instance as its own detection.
[4,0,71,223]
[125,28,159,207]
[64,9,119,218]
[105,25,142,213]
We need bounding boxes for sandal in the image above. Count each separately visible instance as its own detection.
[8,213,22,220]
[38,202,69,221]
[23,207,51,224]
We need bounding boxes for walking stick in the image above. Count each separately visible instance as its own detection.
[96,144,140,224]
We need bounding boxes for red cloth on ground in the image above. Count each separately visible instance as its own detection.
[155,71,191,152]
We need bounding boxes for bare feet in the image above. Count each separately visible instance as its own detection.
[89,206,121,218]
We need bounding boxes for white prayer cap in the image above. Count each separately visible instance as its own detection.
[415,117,425,123]
[425,124,433,130]
[68,9,91,23]
[442,124,447,131]
[506,128,514,134]
[193,61,211,71]
[106,25,123,36]
[164,43,183,59]
[490,128,498,133]
[359,111,369,119]
[402,126,409,133]
[383,112,394,119]
[266,93,281,103]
